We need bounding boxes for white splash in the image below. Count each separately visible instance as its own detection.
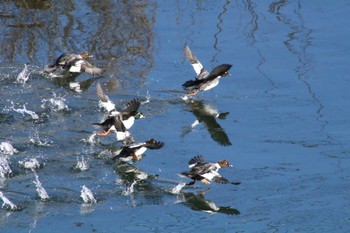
[29,131,52,147]
[18,158,41,170]
[182,95,189,101]
[5,102,39,120]
[141,91,151,104]
[80,185,97,203]
[16,64,30,84]
[0,191,18,210]
[75,155,89,171]
[122,180,137,196]
[170,182,187,194]
[41,93,69,112]
[81,133,99,145]
[0,142,18,156]
[33,170,49,200]
[0,157,12,178]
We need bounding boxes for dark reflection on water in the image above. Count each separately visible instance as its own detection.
[180,188,240,215]
[182,99,232,146]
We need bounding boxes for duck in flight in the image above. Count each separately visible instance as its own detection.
[182,45,232,97]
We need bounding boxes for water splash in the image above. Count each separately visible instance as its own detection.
[122,180,137,196]
[18,158,41,170]
[81,133,99,145]
[5,102,39,120]
[0,157,12,178]
[80,185,97,203]
[74,155,89,171]
[29,130,53,147]
[16,64,30,84]
[41,92,69,112]
[182,95,189,101]
[33,170,49,200]
[0,191,18,210]
[170,182,187,194]
[0,141,18,156]
[141,91,151,104]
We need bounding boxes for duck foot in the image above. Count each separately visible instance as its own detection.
[201,179,210,185]
[96,129,111,136]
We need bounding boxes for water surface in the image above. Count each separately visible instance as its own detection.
[1,0,350,232]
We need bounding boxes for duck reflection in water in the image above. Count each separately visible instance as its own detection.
[180,188,240,215]
[183,99,232,146]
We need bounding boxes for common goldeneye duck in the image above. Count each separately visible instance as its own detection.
[180,155,239,186]
[44,51,103,76]
[113,137,164,162]
[182,45,232,96]
[92,113,130,141]
[96,82,144,129]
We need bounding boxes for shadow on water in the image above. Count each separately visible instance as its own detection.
[182,99,232,146]
[179,188,240,215]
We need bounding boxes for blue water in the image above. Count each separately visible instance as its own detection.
[1,0,350,232]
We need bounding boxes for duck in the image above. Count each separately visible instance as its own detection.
[92,112,130,141]
[180,155,240,186]
[182,45,232,96]
[96,82,145,129]
[44,51,103,76]
[113,136,164,162]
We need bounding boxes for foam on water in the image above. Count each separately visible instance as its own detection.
[0,157,12,178]
[29,131,53,147]
[18,158,41,170]
[33,170,49,200]
[80,185,97,203]
[0,142,18,156]
[0,191,18,210]
[41,92,69,112]
[5,102,39,120]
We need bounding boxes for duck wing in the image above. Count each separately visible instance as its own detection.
[122,99,141,117]
[81,60,103,75]
[96,82,108,102]
[212,176,229,184]
[184,45,209,79]
[144,139,164,149]
[205,64,232,81]
[188,155,205,167]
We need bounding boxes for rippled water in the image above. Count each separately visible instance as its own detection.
[1,0,350,232]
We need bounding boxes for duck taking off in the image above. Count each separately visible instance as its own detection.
[182,45,232,97]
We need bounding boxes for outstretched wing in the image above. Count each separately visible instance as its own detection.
[96,82,108,102]
[205,64,232,81]
[184,45,209,80]
[188,155,205,167]
[144,139,164,149]
[212,176,229,184]
[122,98,141,116]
